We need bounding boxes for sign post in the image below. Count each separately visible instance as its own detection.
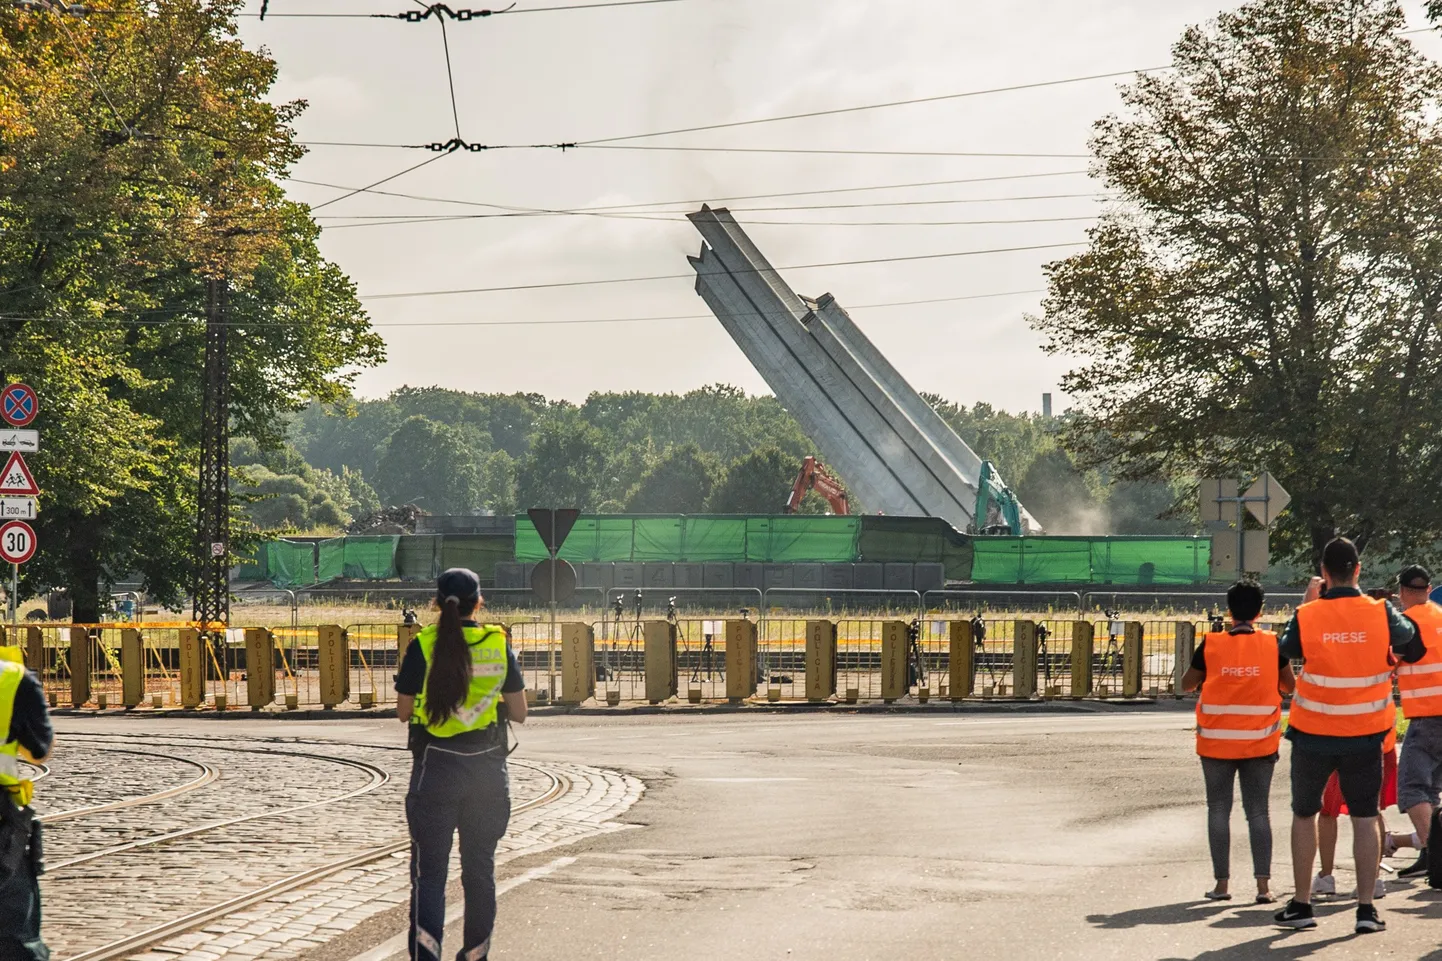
[1202,473,1291,580]
[527,508,581,701]
[0,385,37,623]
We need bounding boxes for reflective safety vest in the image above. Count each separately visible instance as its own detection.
[1290,595,1395,738]
[1397,602,1442,719]
[411,624,509,738]
[0,649,27,797]
[1195,630,1282,759]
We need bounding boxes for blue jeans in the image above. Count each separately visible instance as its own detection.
[407,741,511,961]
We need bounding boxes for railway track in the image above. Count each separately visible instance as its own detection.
[42,732,573,961]
[60,762,569,961]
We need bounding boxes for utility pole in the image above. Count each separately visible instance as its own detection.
[195,276,231,664]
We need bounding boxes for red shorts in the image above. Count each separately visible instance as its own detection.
[1321,748,1397,817]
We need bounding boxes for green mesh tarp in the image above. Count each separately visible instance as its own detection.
[858,516,974,580]
[633,517,685,561]
[440,535,515,580]
[317,538,345,583]
[745,516,859,562]
[515,514,858,563]
[514,516,633,563]
[680,517,748,561]
[970,536,1211,585]
[342,536,398,579]
[1090,538,1209,585]
[396,534,442,581]
[265,540,317,588]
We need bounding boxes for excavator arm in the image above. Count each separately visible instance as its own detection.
[785,456,850,515]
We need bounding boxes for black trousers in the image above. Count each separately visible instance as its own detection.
[0,803,46,961]
[407,741,511,961]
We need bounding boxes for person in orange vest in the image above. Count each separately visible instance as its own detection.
[1384,565,1442,879]
[1181,580,1294,903]
[1273,538,1424,934]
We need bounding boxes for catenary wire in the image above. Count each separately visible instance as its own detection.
[0,287,1045,329]
[236,0,699,17]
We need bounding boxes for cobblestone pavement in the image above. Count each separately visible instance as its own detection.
[39,732,643,961]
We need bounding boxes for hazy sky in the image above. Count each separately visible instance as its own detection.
[239,0,1442,412]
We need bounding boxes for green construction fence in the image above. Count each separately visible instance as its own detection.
[969,535,1211,585]
[513,514,862,564]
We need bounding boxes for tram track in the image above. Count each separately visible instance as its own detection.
[59,762,571,961]
[45,737,392,871]
[40,749,220,824]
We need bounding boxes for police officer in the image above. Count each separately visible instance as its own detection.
[0,643,53,961]
[1273,538,1424,934]
[395,569,526,961]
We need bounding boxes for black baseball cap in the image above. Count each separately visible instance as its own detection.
[1399,565,1432,590]
[437,567,481,602]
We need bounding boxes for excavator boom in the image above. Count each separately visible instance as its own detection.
[785,456,850,515]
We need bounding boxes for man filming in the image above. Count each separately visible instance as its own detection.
[1273,538,1423,935]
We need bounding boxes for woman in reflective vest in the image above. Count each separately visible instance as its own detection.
[1182,580,1293,903]
[396,569,527,961]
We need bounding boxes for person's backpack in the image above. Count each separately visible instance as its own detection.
[1428,809,1442,889]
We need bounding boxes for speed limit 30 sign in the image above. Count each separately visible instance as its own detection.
[0,520,36,565]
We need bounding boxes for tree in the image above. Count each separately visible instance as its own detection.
[705,446,826,514]
[514,417,611,510]
[1032,0,1442,566]
[0,2,383,619]
[625,444,719,513]
[373,417,484,515]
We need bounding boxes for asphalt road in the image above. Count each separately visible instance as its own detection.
[53,709,1442,960]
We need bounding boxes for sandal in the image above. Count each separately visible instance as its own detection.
[1205,890,1233,901]
[1256,893,1277,904]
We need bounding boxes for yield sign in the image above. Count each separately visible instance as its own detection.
[1244,471,1291,527]
[527,508,581,555]
[0,452,38,496]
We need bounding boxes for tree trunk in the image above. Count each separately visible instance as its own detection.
[67,518,103,624]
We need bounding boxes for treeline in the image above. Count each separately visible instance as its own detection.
[239,385,1194,536]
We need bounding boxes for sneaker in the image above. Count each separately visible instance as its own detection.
[1398,849,1429,878]
[1374,876,1387,899]
[1275,899,1317,929]
[1356,904,1386,934]
[1312,873,1337,897]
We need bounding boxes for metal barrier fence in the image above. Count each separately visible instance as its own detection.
[924,590,1085,616]
[10,615,1222,710]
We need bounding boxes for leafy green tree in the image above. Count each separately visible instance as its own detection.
[0,1,383,619]
[1033,0,1442,565]
[373,417,483,515]
[625,444,720,513]
[1015,449,1106,535]
[515,417,611,510]
[479,450,517,516]
[705,446,827,514]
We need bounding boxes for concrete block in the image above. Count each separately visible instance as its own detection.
[763,564,794,589]
[823,563,854,590]
[793,563,824,590]
[884,563,915,591]
[494,562,527,590]
[579,563,615,590]
[674,563,705,589]
[853,563,883,590]
[614,563,642,589]
[914,562,945,595]
[703,563,734,589]
[642,563,675,589]
[735,563,764,590]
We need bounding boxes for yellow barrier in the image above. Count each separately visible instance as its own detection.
[560,623,595,706]
[1013,620,1039,699]
[725,619,757,703]
[1071,621,1095,697]
[880,620,908,703]
[643,620,677,704]
[804,620,837,703]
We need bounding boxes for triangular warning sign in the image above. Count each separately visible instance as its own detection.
[0,451,38,496]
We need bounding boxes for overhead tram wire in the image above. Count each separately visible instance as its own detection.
[363,240,1084,299]
[0,287,1046,329]
[237,0,698,17]
[314,212,1102,230]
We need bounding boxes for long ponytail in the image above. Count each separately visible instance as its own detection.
[425,594,475,725]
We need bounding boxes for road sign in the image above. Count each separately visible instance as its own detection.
[0,452,37,496]
[1200,478,1239,524]
[0,498,37,521]
[0,521,36,565]
[1210,529,1270,577]
[0,430,38,455]
[530,558,578,604]
[1,384,37,428]
[527,508,581,554]
[1244,471,1291,527]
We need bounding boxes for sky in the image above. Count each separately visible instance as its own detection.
[238,0,1442,413]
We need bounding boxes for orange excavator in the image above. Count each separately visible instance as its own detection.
[784,456,850,515]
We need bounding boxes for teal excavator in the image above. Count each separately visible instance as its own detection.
[973,461,1024,535]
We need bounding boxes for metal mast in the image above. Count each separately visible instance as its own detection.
[194,276,231,635]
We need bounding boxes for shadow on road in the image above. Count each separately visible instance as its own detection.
[1087,902,1236,929]
[1160,932,1354,960]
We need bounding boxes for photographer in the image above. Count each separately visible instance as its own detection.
[0,645,53,961]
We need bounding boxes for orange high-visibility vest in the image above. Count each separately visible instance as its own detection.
[1289,595,1394,738]
[1397,602,1442,719]
[1195,630,1282,759]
